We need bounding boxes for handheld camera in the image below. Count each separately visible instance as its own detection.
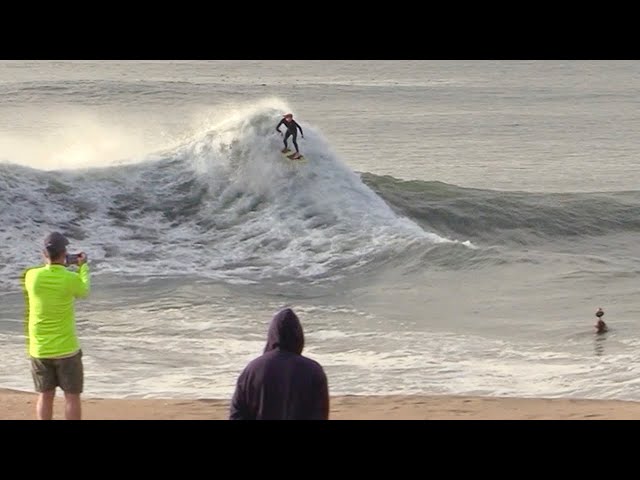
[65,253,82,266]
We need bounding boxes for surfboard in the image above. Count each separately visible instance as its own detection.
[281,149,306,162]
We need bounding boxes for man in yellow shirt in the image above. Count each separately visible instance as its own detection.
[22,232,90,420]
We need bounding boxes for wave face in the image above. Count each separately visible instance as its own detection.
[363,174,640,245]
[0,105,460,288]
[5,103,636,291]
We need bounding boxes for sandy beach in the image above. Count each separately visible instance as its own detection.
[2,388,640,420]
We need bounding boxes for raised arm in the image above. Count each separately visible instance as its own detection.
[70,263,91,298]
[21,268,34,351]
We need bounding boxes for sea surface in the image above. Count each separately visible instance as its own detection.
[1,60,639,400]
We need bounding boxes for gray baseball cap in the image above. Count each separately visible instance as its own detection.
[44,232,69,252]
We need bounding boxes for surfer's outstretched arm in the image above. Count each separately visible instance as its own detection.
[295,121,304,138]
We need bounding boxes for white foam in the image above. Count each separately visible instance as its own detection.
[1,100,462,289]
[0,108,179,171]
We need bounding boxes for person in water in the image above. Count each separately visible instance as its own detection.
[594,307,608,334]
[276,113,304,159]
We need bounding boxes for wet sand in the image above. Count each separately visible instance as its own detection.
[2,388,640,420]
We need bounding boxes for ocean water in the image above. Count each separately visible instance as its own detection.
[1,60,639,401]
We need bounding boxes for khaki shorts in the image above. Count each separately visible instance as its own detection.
[30,350,83,394]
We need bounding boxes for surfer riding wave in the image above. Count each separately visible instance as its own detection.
[276,113,304,159]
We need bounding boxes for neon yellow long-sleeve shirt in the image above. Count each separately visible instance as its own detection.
[22,263,90,358]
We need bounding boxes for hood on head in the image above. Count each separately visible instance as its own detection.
[264,308,304,354]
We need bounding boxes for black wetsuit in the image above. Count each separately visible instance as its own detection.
[276,118,304,153]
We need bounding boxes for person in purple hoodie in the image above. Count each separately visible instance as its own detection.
[229,308,329,420]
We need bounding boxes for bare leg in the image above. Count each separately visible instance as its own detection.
[64,392,82,420]
[37,390,55,420]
